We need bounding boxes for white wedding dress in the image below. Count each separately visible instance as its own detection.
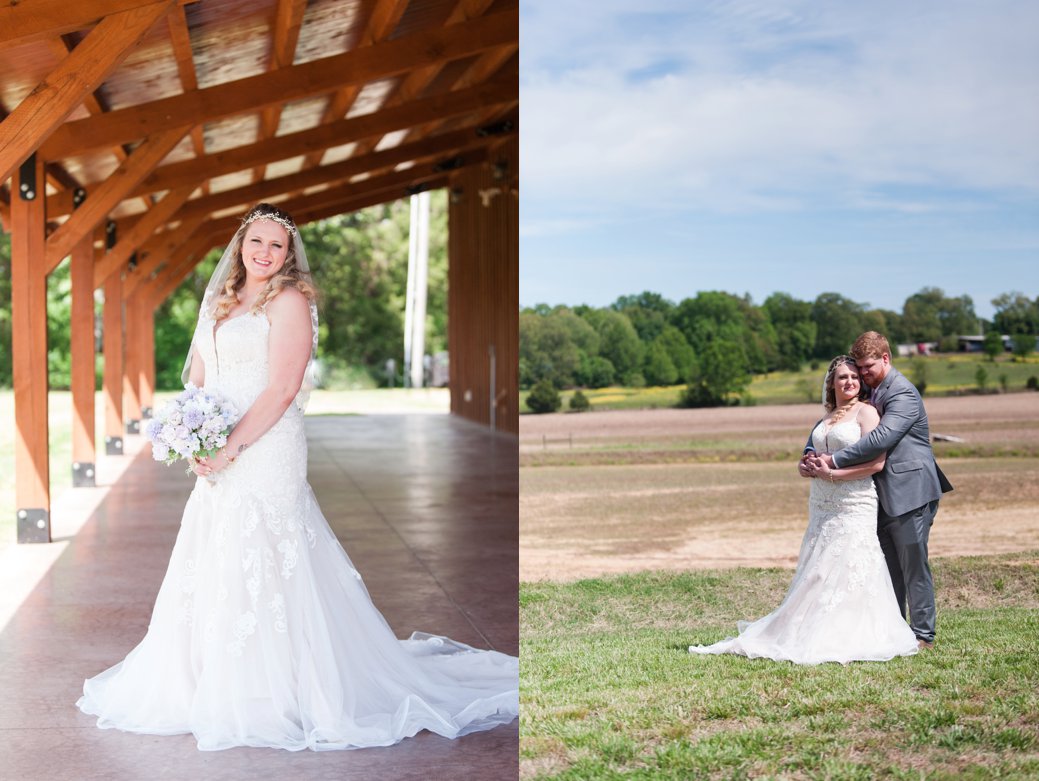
[77,311,518,750]
[689,414,919,665]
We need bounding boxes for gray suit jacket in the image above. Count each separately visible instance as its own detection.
[807,367,952,517]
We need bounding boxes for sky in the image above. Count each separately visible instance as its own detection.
[519,0,1039,321]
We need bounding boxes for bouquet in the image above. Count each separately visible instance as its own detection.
[145,384,240,471]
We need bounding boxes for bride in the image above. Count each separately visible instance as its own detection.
[76,203,518,750]
[688,355,919,665]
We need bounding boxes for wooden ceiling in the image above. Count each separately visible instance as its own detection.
[0,0,518,281]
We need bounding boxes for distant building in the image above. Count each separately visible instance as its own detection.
[956,335,1012,353]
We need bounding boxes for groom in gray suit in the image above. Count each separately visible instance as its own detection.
[814,331,952,649]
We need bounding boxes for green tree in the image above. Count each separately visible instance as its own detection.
[578,355,616,388]
[655,325,696,382]
[519,310,580,389]
[811,292,866,358]
[0,232,11,387]
[763,292,816,372]
[902,288,944,342]
[612,291,675,342]
[642,340,678,386]
[681,339,750,407]
[526,378,561,413]
[581,308,644,384]
[983,330,1004,361]
[569,389,590,412]
[992,292,1039,336]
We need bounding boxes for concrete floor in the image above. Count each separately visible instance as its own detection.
[0,415,518,781]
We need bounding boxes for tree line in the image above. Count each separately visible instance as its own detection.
[521,289,1039,407]
[0,192,448,391]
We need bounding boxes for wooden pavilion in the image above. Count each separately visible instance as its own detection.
[0,0,519,544]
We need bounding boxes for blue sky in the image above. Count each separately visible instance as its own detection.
[519,1,1039,320]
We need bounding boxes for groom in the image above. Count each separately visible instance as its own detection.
[812,331,952,649]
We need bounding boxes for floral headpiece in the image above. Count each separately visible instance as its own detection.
[242,210,297,237]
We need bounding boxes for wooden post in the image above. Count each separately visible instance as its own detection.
[141,303,155,419]
[102,251,125,456]
[11,153,51,542]
[70,231,97,487]
[123,290,142,434]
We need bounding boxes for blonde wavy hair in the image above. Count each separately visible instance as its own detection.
[212,203,316,320]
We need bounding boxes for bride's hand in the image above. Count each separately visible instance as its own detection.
[798,454,815,478]
[190,457,213,478]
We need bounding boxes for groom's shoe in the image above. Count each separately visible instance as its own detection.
[917,639,935,650]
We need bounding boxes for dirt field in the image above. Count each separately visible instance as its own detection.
[520,394,1039,581]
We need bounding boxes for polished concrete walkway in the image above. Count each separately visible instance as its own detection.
[0,415,517,781]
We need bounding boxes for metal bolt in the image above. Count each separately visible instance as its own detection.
[36,519,46,529]
[18,510,27,519]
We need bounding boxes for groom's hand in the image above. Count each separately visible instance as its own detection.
[798,453,814,478]
[816,453,835,469]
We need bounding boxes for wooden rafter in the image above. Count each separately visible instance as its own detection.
[40,10,515,159]
[0,0,185,49]
[172,124,509,229]
[300,0,410,170]
[46,74,515,217]
[351,0,499,160]
[0,0,177,185]
[93,185,194,287]
[165,3,209,194]
[251,0,308,183]
[45,127,188,272]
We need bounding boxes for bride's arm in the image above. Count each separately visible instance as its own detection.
[205,288,312,473]
[187,346,205,387]
[816,406,886,481]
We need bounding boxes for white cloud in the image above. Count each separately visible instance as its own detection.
[520,0,1039,217]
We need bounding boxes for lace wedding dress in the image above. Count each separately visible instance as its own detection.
[77,311,518,750]
[688,416,919,665]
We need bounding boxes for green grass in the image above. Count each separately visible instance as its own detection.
[521,354,1039,413]
[521,553,1039,779]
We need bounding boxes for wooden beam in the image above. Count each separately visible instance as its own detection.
[93,184,194,287]
[165,3,209,194]
[172,126,505,229]
[46,128,188,272]
[40,10,516,158]
[352,0,500,158]
[70,233,96,487]
[301,0,410,169]
[251,0,308,182]
[0,1,176,184]
[11,154,51,541]
[124,223,212,297]
[0,0,181,49]
[45,74,515,218]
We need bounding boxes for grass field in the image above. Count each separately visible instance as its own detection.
[520,553,1039,779]
[521,354,1039,413]
[520,392,1039,778]
[0,388,448,548]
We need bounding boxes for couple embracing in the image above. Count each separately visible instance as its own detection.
[691,331,953,665]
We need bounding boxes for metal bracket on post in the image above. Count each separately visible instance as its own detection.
[142,407,153,419]
[126,419,140,434]
[72,461,96,488]
[17,508,50,544]
[18,154,37,200]
[72,187,87,208]
[106,220,117,249]
[105,435,123,456]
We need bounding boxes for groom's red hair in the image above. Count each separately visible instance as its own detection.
[850,331,891,361]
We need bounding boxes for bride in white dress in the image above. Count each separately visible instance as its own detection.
[77,203,518,751]
[688,355,919,665]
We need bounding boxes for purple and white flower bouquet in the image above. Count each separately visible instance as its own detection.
[145,384,240,471]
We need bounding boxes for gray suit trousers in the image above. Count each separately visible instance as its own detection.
[878,499,939,643]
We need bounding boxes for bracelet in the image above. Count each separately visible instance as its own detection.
[221,448,237,466]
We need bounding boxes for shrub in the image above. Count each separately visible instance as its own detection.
[937,335,959,353]
[526,379,562,414]
[1027,376,1038,391]
[569,390,591,412]
[999,373,1009,393]
[910,357,928,396]
[975,365,988,391]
